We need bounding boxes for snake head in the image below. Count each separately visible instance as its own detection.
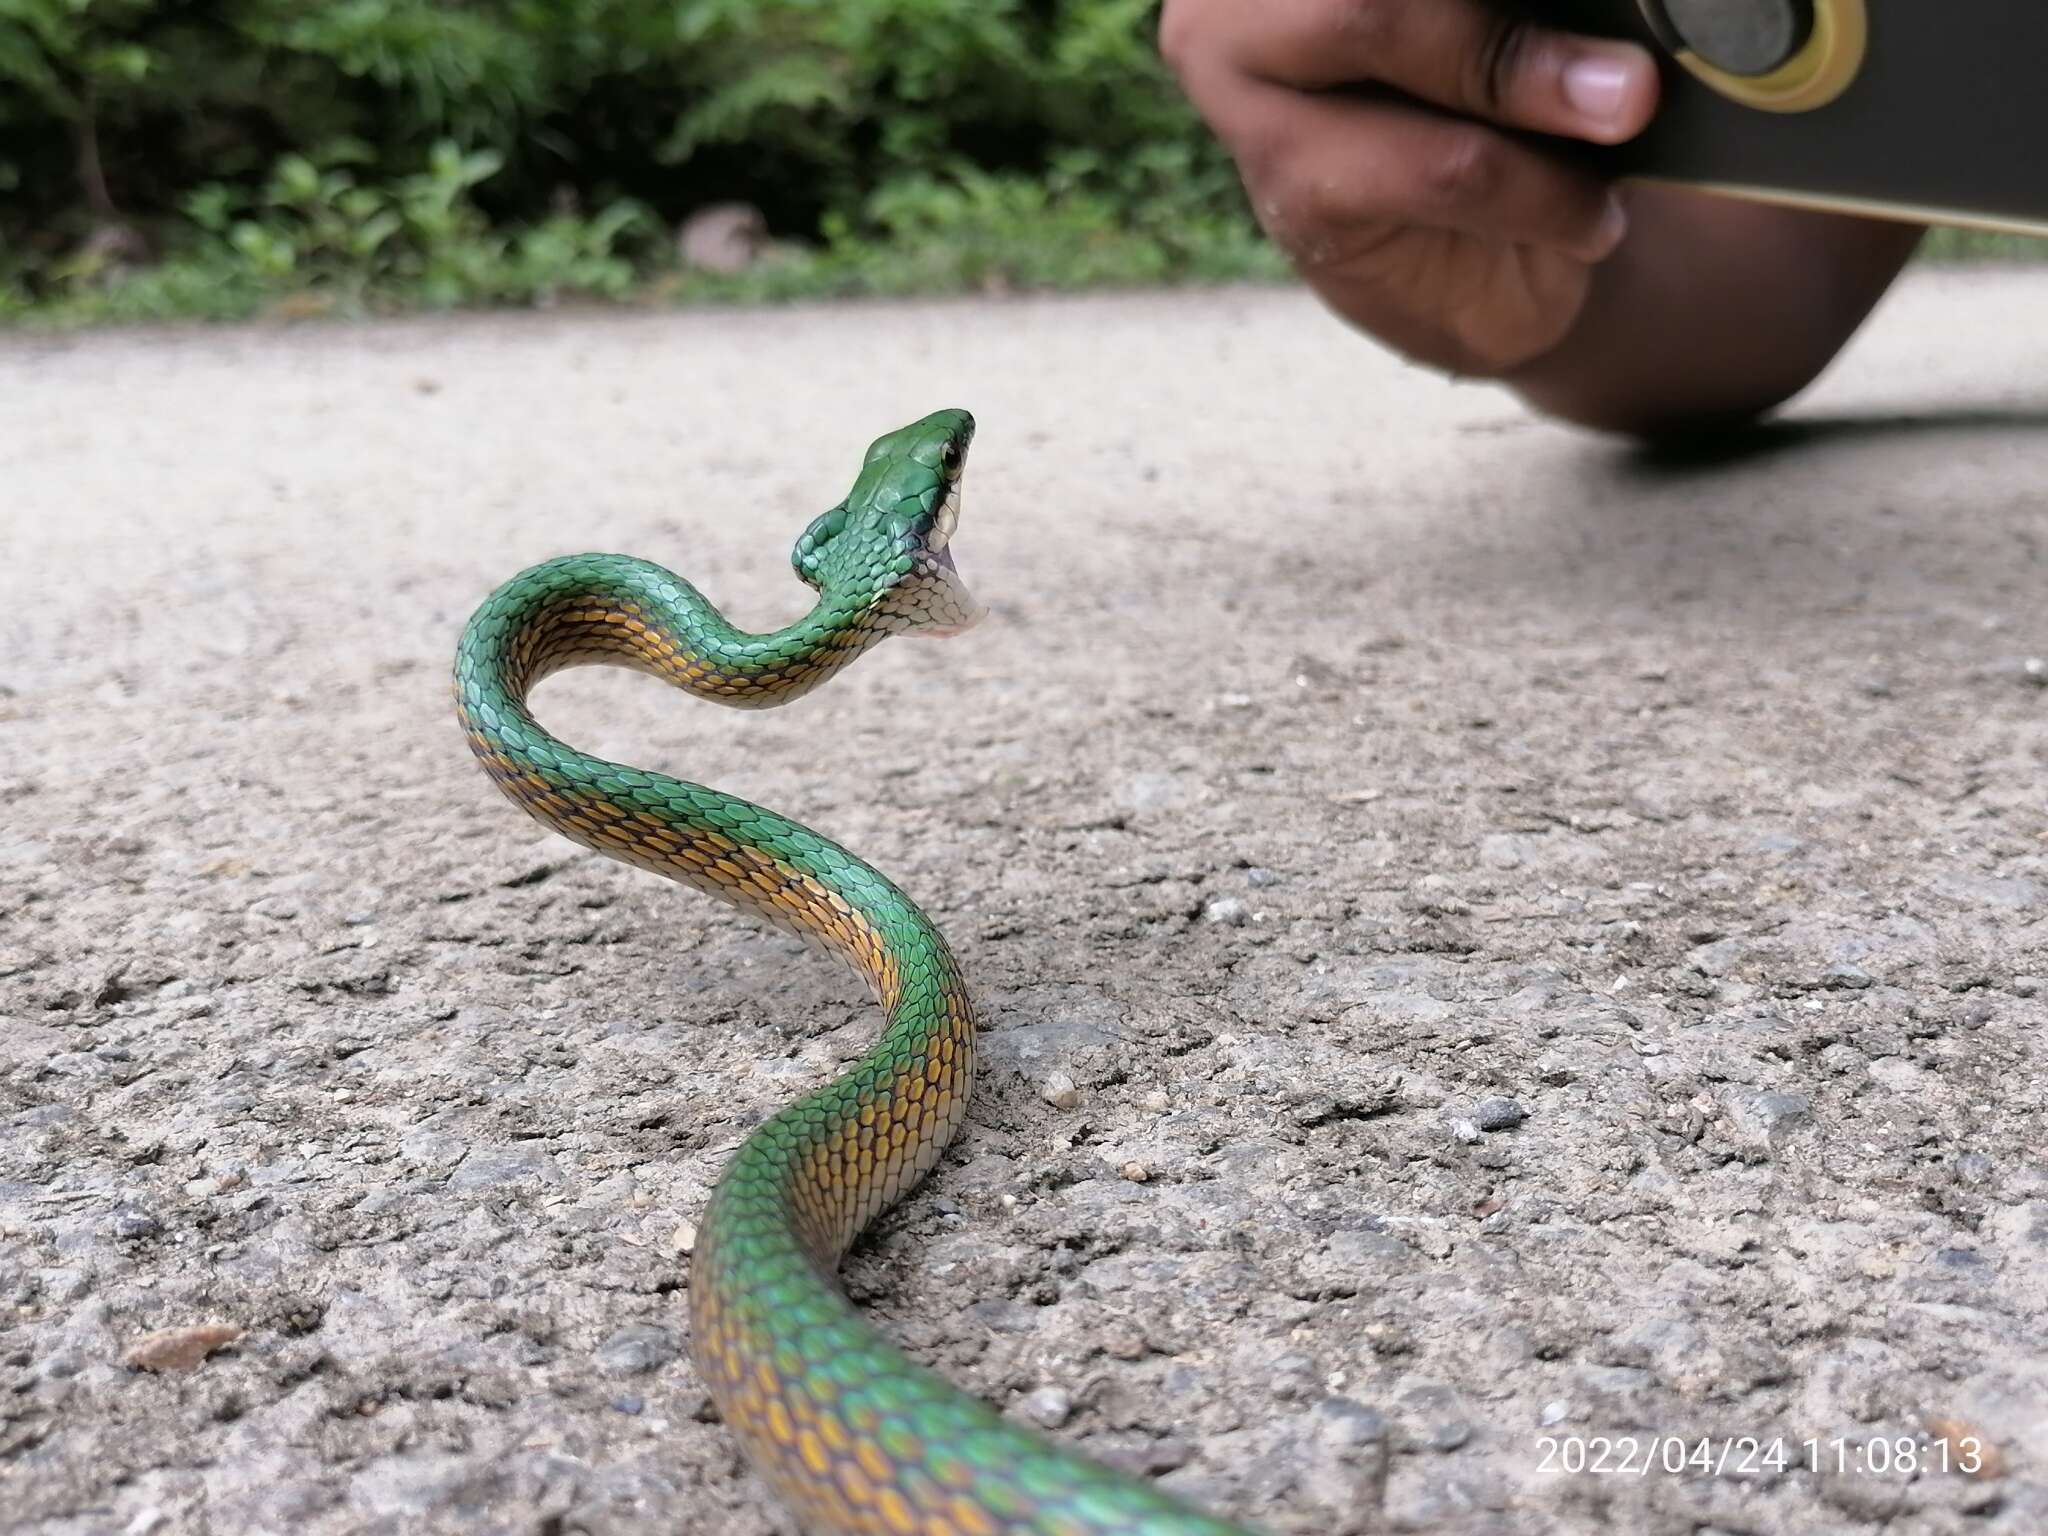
[791,408,984,638]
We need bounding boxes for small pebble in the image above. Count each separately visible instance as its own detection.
[1244,867,1281,888]
[611,1395,644,1415]
[111,1205,162,1241]
[1822,961,1875,990]
[1203,896,1250,927]
[1119,1162,1150,1184]
[1955,1152,1995,1184]
[2013,976,2042,998]
[1313,1395,1387,1448]
[1101,1324,1149,1362]
[1020,1386,1073,1429]
[1040,1071,1081,1110]
[1266,1352,1319,1402]
[1449,1118,1482,1145]
[1750,1092,1813,1133]
[1473,1097,1527,1132]
[1425,1419,1474,1452]
[1820,1043,1867,1076]
[595,1325,678,1376]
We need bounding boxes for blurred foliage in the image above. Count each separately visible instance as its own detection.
[1,2,2033,325]
[1918,225,2048,263]
[0,0,1283,322]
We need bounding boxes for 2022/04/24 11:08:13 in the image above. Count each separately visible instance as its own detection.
[1536,1433,1992,1478]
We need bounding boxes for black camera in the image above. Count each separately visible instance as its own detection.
[1511,2,2048,235]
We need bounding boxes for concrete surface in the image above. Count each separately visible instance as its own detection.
[2,273,2044,1536]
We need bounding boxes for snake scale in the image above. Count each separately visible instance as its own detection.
[455,410,1259,1535]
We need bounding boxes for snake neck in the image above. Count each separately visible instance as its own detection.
[455,551,883,715]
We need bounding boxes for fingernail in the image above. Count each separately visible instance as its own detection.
[1564,54,1634,129]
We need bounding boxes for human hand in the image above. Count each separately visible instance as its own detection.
[1160,0,1661,374]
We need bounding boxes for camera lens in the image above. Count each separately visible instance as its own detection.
[1653,0,1815,76]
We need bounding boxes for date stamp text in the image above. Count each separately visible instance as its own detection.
[1536,1434,1991,1480]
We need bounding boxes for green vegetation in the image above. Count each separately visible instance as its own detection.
[0,2,2038,327]
[1918,225,2048,263]
[0,0,1282,325]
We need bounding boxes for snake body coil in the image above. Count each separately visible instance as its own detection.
[455,411,1255,1536]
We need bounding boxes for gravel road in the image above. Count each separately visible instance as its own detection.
[3,274,2044,1535]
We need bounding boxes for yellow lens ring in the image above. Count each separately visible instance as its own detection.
[1658,0,1867,113]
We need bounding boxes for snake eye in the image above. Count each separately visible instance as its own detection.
[939,440,963,478]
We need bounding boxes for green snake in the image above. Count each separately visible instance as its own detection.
[455,411,1259,1536]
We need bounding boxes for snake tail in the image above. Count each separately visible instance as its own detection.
[454,410,1256,1536]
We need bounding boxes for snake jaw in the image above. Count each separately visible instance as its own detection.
[892,475,983,637]
[917,541,984,638]
[928,474,961,554]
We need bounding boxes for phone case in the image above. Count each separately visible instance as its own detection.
[1508,1,2048,236]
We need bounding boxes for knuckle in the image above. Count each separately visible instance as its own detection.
[1466,19,1535,116]
[1330,0,1403,69]
[1155,0,1194,72]
[1232,114,1294,193]
[1416,128,1504,215]
[1252,159,1350,266]
[1156,0,1219,79]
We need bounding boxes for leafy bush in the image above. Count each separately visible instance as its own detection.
[0,0,1278,321]
[1919,226,2048,263]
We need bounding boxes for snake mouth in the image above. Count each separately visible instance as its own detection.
[914,475,984,637]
